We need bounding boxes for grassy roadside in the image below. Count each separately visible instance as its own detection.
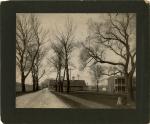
[52,91,136,109]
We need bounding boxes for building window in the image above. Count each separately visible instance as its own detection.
[122,79,125,85]
[115,87,118,92]
[115,79,118,85]
[122,87,125,92]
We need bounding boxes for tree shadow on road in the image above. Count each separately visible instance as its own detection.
[52,92,88,108]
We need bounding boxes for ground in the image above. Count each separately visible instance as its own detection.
[16,88,70,108]
[16,88,135,108]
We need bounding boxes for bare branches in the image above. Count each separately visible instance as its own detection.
[16,14,48,91]
[48,16,76,93]
[16,14,33,74]
[81,41,125,68]
[24,14,41,79]
[80,13,136,90]
[28,14,49,90]
[38,70,46,80]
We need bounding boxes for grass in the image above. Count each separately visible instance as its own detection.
[53,91,136,109]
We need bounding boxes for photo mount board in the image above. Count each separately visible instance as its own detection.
[1,1,149,124]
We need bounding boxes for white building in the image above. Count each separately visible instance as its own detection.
[99,76,136,94]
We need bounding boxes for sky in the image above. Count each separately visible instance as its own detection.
[16,13,136,86]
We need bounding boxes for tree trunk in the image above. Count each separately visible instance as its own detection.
[55,84,57,91]
[32,70,36,91]
[96,80,99,92]
[60,81,63,92]
[126,74,134,102]
[66,64,70,93]
[33,79,36,91]
[36,77,39,91]
[58,84,61,92]
[36,82,39,91]
[55,72,58,91]
[129,75,134,100]
[58,68,61,92]
[64,49,70,93]
[21,73,26,92]
[61,69,65,92]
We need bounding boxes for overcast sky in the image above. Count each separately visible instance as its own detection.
[16,13,136,86]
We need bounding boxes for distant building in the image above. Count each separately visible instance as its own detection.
[108,76,127,94]
[48,80,86,92]
[41,79,49,89]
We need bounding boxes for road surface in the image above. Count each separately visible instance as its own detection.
[16,88,71,108]
[16,88,111,108]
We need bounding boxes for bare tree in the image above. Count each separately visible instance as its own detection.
[50,42,64,92]
[81,13,136,101]
[31,51,46,91]
[28,14,48,91]
[47,56,59,91]
[47,54,65,92]
[16,14,39,92]
[54,17,76,93]
[89,64,104,92]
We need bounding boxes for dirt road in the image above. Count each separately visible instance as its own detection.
[16,88,71,108]
[16,88,111,108]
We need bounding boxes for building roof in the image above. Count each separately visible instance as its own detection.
[49,80,86,87]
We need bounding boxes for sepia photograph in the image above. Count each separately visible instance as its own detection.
[16,13,136,109]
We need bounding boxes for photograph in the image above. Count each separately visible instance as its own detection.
[16,13,136,109]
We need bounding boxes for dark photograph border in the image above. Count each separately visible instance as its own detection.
[1,1,149,124]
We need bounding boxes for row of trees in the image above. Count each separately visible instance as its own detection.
[16,14,48,92]
[47,17,76,93]
[16,15,75,93]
